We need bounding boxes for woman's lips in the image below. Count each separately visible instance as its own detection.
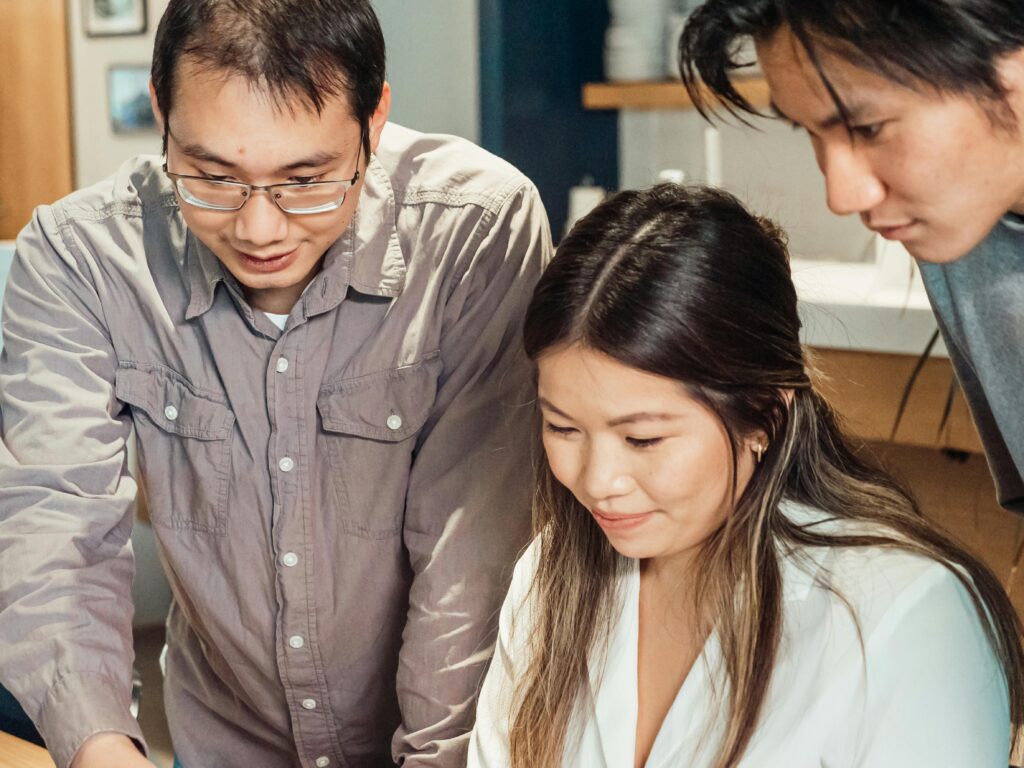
[238,249,299,273]
[591,508,655,531]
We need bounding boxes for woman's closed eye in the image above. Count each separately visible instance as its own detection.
[543,422,578,437]
[625,436,663,449]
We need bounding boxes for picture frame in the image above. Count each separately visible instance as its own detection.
[84,0,147,37]
[108,65,157,134]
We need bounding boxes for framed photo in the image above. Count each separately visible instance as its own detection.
[108,65,157,134]
[84,0,147,37]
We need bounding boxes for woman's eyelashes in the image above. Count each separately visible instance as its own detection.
[625,436,663,449]
[543,422,577,437]
[543,422,664,449]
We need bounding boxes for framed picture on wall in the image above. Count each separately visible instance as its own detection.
[84,0,147,37]
[108,65,157,134]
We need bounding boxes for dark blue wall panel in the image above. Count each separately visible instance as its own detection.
[480,1,618,240]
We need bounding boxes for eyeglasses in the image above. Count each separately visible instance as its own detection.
[163,164,361,215]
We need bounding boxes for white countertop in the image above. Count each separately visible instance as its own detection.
[793,238,945,358]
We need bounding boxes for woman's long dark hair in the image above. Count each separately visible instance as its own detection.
[509,183,1023,767]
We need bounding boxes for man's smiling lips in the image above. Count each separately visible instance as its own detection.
[237,248,299,273]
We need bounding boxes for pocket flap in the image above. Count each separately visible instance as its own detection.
[115,364,235,440]
[317,353,441,442]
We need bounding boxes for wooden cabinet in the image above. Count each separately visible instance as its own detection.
[0,0,74,240]
[810,347,983,454]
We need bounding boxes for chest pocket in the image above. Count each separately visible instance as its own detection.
[317,352,442,539]
[115,363,235,535]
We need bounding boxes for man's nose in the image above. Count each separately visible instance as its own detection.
[233,190,290,247]
[820,144,886,217]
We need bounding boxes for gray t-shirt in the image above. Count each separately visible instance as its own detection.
[920,214,1024,514]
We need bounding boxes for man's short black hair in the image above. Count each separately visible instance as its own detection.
[152,0,386,159]
[678,0,1024,129]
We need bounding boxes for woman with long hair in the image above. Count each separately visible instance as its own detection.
[468,184,1023,767]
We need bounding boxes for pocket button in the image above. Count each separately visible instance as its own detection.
[164,405,179,421]
[386,413,403,431]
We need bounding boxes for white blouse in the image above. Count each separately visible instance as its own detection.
[469,501,1010,767]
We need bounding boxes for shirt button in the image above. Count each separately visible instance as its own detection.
[281,552,299,568]
[288,635,304,649]
[278,456,295,472]
[386,414,403,431]
[315,758,330,768]
[276,357,289,373]
[301,698,317,710]
[164,405,179,421]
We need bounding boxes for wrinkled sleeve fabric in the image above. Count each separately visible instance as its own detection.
[466,539,539,768]
[392,182,552,766]
[840,563,1010,767]
[0,207,143,767]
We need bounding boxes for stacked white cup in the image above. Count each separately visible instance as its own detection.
[605,0,670,82]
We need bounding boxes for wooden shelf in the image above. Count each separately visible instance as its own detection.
[582,77,770,111]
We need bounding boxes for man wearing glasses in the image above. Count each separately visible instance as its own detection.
[0,2,551,768]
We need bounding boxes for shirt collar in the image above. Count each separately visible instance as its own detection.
[184,150,407,321]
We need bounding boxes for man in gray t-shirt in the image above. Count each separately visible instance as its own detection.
[677,0,1024,512]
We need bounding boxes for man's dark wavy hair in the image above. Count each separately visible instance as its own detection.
[678,0,1024,128]
[152,0,386,159]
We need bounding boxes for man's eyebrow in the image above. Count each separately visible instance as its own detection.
[177,141,237,168]
[175,142,346,173]
[768,99,866,132]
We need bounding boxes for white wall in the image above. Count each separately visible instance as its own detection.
[619,109,874,262]
[67,0,169,187]
[373,0,480,142]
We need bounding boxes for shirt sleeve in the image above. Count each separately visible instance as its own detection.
[391,181,552,766]
[839,562,1010,767]
[0,207,145,767]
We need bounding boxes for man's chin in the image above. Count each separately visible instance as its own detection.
[901,234,977,266]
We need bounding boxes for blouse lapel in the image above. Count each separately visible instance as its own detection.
[587,559,641,768]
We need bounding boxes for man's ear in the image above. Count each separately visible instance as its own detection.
[368,82,392,154]
[149,81,166,136]
[998,47,1024,125]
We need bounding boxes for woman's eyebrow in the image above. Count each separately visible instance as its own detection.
[606,412,682,427]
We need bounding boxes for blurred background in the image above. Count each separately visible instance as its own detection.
[1,1,1021,765]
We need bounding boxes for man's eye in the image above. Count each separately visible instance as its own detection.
[626,437,662,449]
[852,122,884,141]
[290,175,324,185]
[202,173,234,183]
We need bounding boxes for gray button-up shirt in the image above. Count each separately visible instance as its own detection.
[0,122,551,768]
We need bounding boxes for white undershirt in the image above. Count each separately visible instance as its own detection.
[263,312,289,331]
